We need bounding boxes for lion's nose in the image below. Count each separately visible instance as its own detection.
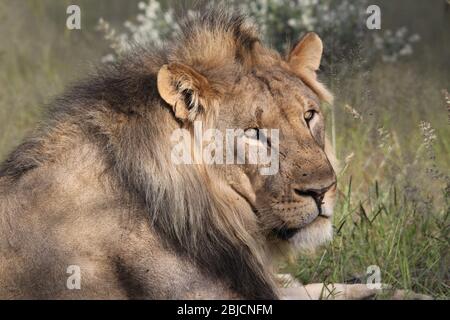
[293,182,335,209]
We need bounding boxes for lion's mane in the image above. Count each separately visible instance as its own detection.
[0,9,282,299]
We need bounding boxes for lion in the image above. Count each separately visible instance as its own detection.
[0,9,426,300]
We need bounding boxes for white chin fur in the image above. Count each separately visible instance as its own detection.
[290,218,333,252]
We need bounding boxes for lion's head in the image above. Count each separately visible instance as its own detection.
[156,12,336,254]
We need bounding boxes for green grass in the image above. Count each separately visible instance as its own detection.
[292,178,449,299]
[0,1,448,299]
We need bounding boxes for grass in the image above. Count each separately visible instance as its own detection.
[0,1,449,299]
[293,178,449,298]
[288,62,450,299]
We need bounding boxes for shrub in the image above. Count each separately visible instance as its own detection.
[97,0,420,68]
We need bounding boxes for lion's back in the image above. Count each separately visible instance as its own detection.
[0,142,130,298]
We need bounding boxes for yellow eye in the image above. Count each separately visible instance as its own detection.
[304,110,316,122]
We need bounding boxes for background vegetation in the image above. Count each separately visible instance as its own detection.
[0,0,448,299]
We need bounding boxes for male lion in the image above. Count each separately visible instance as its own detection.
[0,9,422,300]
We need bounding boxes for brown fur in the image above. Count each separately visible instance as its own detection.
[0,8,335,299]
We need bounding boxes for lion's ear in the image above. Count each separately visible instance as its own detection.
[288,33,333,104]
[157,63,214,122]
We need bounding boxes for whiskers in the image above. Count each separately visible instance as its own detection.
[254,204,291,234]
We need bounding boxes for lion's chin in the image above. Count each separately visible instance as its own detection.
[289,216,333,252]
[267,217,333,263]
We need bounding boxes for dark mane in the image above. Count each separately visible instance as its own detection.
[0,8,278,299]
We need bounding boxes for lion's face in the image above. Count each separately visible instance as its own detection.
[214,65,336,250]
[157,32,336,251]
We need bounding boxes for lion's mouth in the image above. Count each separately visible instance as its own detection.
[231,185,329,241]
[271,212,330,241]
[272,227,300,240]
